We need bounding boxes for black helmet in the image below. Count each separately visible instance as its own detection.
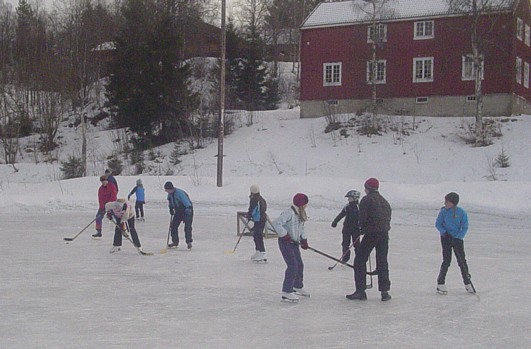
[345,190,360,200]
[164,181,174,190]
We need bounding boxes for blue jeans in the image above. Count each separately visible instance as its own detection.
[278,238,304,293]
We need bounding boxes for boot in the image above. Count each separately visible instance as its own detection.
[381,291,392,301]
[346,291,367,300]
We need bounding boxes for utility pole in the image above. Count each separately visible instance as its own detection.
[217,0,227,187]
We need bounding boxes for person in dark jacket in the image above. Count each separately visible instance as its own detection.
[247,184,268,262]
[331,190,361,262]
[105,169,118,193]
[128,178,146,221]
[92,175,118,238]
[347,178,392,302]
[164,181,193,249]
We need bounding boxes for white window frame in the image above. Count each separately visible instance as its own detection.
[367,23,387,43]
[516,56,522,84]
[323,62,342,86]
[517,18,523,40]
[462,55,484,81]
[525,24,530,46]
[414,21,434,40]
[524,62,529,89]
[366,59,387,84]
[413,57,434,83]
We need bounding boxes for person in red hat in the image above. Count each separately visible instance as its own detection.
[273,193,310,303]
[347,178,392,302]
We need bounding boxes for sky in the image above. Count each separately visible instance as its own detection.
[1,105,531,348]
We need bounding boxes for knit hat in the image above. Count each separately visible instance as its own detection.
[164,181,174,190]
[105,169,111,174]
[136,179,143,185]
[250,184,260,194]
[364,178,379,191]
[445,192,459,206]
[100,175,107,182]
[293,193,309,207]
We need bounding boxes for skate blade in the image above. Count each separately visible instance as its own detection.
[252,260,268,263]
[281,298,299,303]
[436,290,448,295]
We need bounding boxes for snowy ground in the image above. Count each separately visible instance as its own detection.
[1,110,531,347]
[1,206,530,348]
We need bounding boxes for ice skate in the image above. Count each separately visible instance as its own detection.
[381,291,392,301]
[252,252,267,263]
[293,287,310,297]
[109,246,121,253]
[465,284,475,293]
[436,284,448,295]
[281,292,299,303]
[167,242,178,249]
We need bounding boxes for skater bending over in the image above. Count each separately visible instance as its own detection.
[105,199,143,254]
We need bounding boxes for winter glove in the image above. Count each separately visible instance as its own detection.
[106,212,113,220]
[300,239,309,250]
[331,221,338,228]
[169,208,175,216]
[281,234,292,243]
[127,195,131,200]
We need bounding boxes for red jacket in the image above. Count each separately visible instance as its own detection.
[98,182,117,209]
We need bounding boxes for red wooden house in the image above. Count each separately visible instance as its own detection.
[300,0,531,118]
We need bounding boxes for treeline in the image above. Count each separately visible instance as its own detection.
[0,0,318,167]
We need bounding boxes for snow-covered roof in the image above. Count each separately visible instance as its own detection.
[301,0,515,29]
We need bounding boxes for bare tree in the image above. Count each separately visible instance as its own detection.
[353,0,396,133]
[30,90,66,153]
[447,0,513,146]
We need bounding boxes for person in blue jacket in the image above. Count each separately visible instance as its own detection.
[128,179,146,221]
[435,192,474,294]
[164,181,193,249]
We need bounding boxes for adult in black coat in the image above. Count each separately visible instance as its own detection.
[347,178,392,302]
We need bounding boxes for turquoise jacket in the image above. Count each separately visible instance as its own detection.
[435,206,469,240]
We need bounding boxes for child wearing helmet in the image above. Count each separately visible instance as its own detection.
[331,190,361,262]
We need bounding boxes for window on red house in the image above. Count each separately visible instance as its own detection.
[323,62,342,86]
[413,57,433,82]
[414,21,434,40]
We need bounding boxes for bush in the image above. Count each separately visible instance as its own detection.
[60,155,84,179]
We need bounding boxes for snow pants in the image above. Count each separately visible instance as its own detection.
[341,228,361,262]
[278,238,304,293]
[437,234,470,285]
[135,201,145,218]
[113,217,141,248]
[95,208,105,232]
[252,220,266,252]
[353,233,390,292]
[171,208,193,245]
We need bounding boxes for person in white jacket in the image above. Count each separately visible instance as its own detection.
[273,193,310,303]
[105,199,143,254]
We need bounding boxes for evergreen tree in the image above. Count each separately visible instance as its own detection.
[106,0,197,143]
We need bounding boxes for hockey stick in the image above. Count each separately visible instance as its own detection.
[366,252,373,289]
[328,235,362,270]
[307,246,354,269]
[64,217,97,242]
[224,219,251,254]
[159,215,173,254]
[110,219,153,255]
